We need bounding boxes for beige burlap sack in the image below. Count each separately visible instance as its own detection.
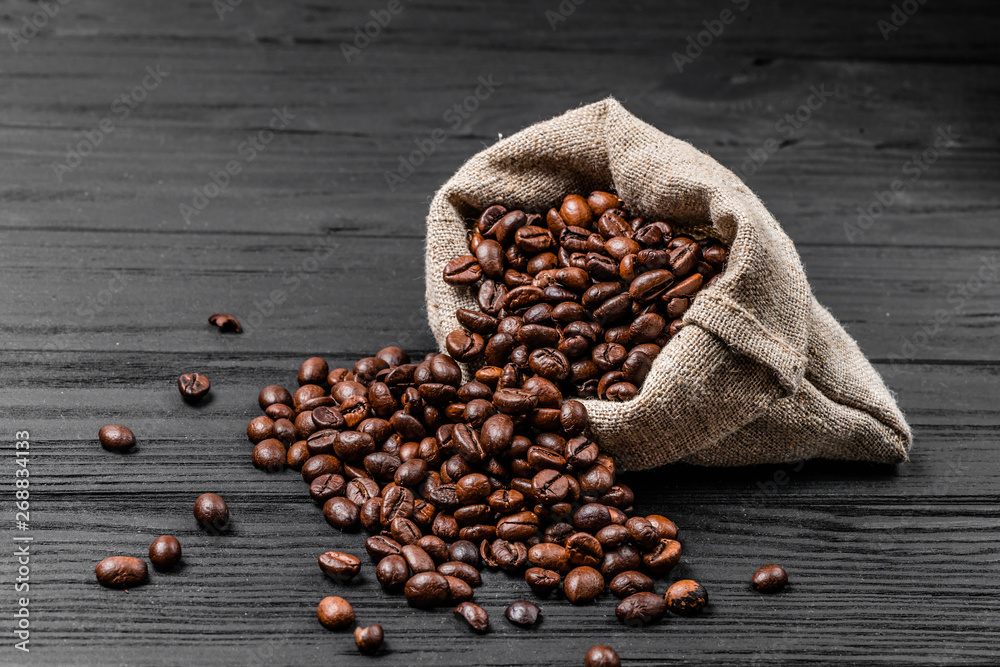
[424,97,911,470]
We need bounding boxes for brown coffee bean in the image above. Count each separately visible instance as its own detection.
[615,592,666,626]
[438,561,482,587]
[286,441,310,470]
[491,538,528,571]
[566,532,603,568]
[646,514,678,540]
[643,539,682,575]
[208,312,242,333]
[376,554,409,592]
[445,575,474,603]
[252,439,286,471]
[505,599,541,627]
[585,645,621,667]
[609,571,654,598]
[193,493,229,532]
[629,269,674,303]
[404,571,450,608]
[524,567,562,595]
[665,579,708,615]
[752,564,788,593]
[454,601,489,632]
[354,624,384,655]
[626,516,660,549]
[323,497,359,530]
[246,416,274,443]
[400,544,435,574]
[497,511,540,541]
[564,566,604,604]
[98,425,136,452]
[366,535,403,561]
[443,255,482,285]
[177,373,211,401]
[149,535,182,571]
[600,544,642,580]
[95,556,148,589]
[317,596,354,630]
[528,542,570,572]
[301,454,343,482]
[318,551,362,583]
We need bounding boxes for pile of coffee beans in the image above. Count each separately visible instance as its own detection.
[248,345,704,642]
[441,192,728,400]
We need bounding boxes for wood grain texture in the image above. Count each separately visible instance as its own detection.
[1,0,999,665]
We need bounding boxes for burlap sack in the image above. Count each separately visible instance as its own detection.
[424,97,911,470]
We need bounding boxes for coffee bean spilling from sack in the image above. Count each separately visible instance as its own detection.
[442,192,728,400]
[249,346,695,624]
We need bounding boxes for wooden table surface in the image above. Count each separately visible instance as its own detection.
[2,1,998,665]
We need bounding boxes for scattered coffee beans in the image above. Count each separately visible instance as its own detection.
[208,313,242,333]
[585,645,621,667]
[442,192,728,401]
[317,595,354,630]
[98,425,135,452]
[454,601,489,632]
[177,373,211,402]
[354,624,384,655]
[95,556,148,589]
[318,551,361,583]
[665,579,708,615]
[193,492,229,532]
[505,600,541,628]
[148,535,182,571]
[752,564,788,593]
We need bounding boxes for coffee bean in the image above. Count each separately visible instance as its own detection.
[564,566,604,604]
[354,624,384,655]
[252,439,286,471]
[318,551,362,583]
[646,514,678,540]
[445,329,486,362]
[324,497,360,530]
[445,575,474,603]
[609,570,654,598]
[148,535,181,571]
[246,415,274,443]
[193,493,229,532]
[601,544,643,579]
[401,544,436,574]
[376,554,409,592]
[286,441,310,470]
[177,373,211,401]
[98,425,135,452]
[505,599,541,627]
[615,591,666,626]
[525,567,562,595]
[301,454,343,482]
[454,601,489,632]
[438,561,482,587]
[665,579,708,615]
[491,538,528,571]
[566,532,603,568]
[497,511,540,541]
[95,556,148,589]
[642,539,682,576]
[404,571,450,608]
[208,312,241,333]
[625,516,660,549]
[443,255,483,285]
[751,564,788,593]
[585,645,621,667]
[448,540,480,567]
[258,384,293,409]
[317,595,354,630]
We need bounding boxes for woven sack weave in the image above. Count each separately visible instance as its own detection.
[424,97,911,470]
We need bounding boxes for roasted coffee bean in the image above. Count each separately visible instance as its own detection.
[438,561,482,587]
[443,255,482,285]
[523,567,562,596]
[491,538,528,571]
[354,624,384,655]
[455,473,491,504]
[193,493,229,532]
[346,477,380,506]
[317,596,354,630]
[497,511,540,541]
[528,542,570,572]
[259,384,293,409]
[401,544,436,574]
[454,601,489,632]
[324,497,360,530]
[665,579,708,615]
[585,645,621,667]
[626,516,660,549]
[309,473,346,504]
[445,329,486,362]
[318,551,362,583]
[360,497,383,533]
[668,243,698,277]
[445,575,474,603]
[381,485,415,524]
[646,514,678,540]
[286,441,310,470]
[98,424,136,452]
[208,312,242,333]
[95,556,148,589]
[404,571,450,608]
[376,554,409,592]
[177,373,211,401]
[609,570,654,598]
[663,273,703,298]
[252,439,286,471]
[395,458,428,486]
[629,269,674,303]
[505,600,541,628]
[148,535,182,571]
[615,592,666,626]
[246,416,274,443]
[566,532,603,568]
[301,454,343,482]
[365,536,403,562]
[579,464,614,496]
[564,566,604,604]
[532,469,570,504]
[573,503,613,533]
[266,403,296,421]
[595,524,630,550]
[272,418,297,444]
[448,540,480,567]
[643,539,682,575]
[751,564,788,593]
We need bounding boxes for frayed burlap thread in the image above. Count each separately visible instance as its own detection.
[424,98,911,470]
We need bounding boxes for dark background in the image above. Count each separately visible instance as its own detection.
[2,0,998,665]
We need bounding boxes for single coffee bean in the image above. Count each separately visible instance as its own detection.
[401,544,436,574]
[354,624,384,655]
[646,514,678,540]
[438,561,482,587]
[404,571,450,608]
[601,544,643,580]
[317,595,354,630]
[751,564,788,593]
[366,535,403,561]
[564,566,604,604]
[595,524,630,550]
[258,384,293,409]
[615,591,667,626]
[585,645,621,667]
[148,535,182,571]
[246,415,274,443]
[491,538,528,571]
[642,539,682,575]
[318,551,362,583]
[566,532,603,568]
[625,516,660,549]
[609,570,654,598]
[177,373,211,401]
[193,493,229,532]
[301,454,343,482]
[443,255,482,285]
[323,497,360,530]
[98,425,136,452]
[528,542,570,573]
[445,575,474,603]
[665,579,708,615]
[376,554,409,592]
[525,567,562,595]
[95,556,148,589]
[286,441,310,470]
[454,601,489,632]
[449,540,480,567]
[252,439,286,471]
[497,511,540,541]
[505,599,541,628]
[208,312,242,333]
